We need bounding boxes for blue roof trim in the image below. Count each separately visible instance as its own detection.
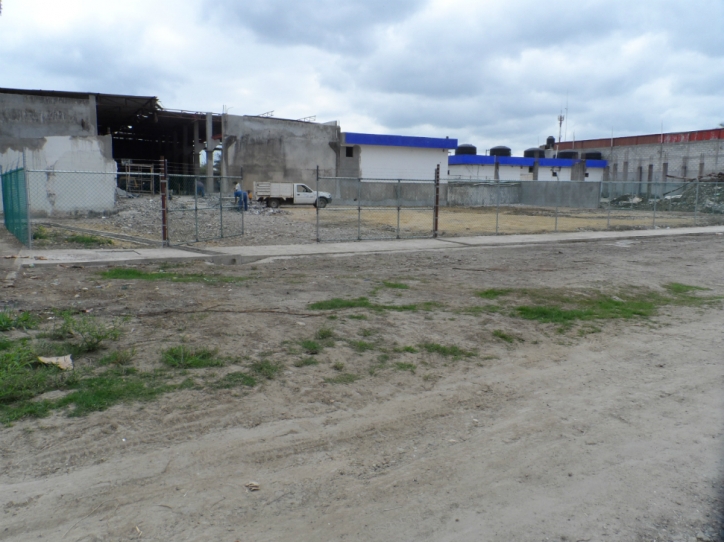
[449,155,495,165]
[539,158,576,168]
[498,156,535,167]
[586,159,608,168]
[344,132,457,149]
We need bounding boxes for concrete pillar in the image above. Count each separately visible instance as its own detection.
[205,113,214,194]
[193,121,200,175]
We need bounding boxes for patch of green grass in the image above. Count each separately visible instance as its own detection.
[67,234,113,246]
[249,360,282,380]
[315,328,334,340]
[332,362,345,371]
[394,346,418,354]
[359,328,375,337]
[213,371,256,389]
[377,353,390,363]
[41,313,122,352]
[420,301,444,311]
[327,315,338,320]
[0,311,39,332]
[421,343,474,359]
[294,357,319,367]
[383,281,409,289]
[32,225,50,240]
[492,330,516,344]
[100,268,249,284]
[301,339,322,355]
[394,362,416,373]
[161,346,223,368]
[348,340,375,353]
[348,314,368,320]
[664,283,710,294]
[99,349,134,366]
[477,289,513,299]
[324,373,359,384]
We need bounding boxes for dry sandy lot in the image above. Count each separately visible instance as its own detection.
[1,233,724,541]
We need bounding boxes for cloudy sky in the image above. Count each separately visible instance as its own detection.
[1,0,723,154]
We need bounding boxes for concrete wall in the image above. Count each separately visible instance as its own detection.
[358,145,448,180]
[579,139,724,186]
[447,182,521,206]
[223,115,339,192]
[0,92,97,139]
[315,179,443,207]
[448,163,497,180]
[0,136,116,216]
[520,181,601,209]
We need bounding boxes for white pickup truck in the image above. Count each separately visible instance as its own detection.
[253,182,332,209]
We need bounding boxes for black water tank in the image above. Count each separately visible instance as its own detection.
[546,136,556,149]
[583,151,603,160]
[557,150,579,159]
[489,146,511,157]
[524,148,545,158]
[455,144,477,156]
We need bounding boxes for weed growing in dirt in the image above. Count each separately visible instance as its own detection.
[294,357,319,367]
[332,362,345,371]
[477,289,513,299]
[0,311,38,331]
[348,314,367,320]
[249,360,282,380]
[161,346,224,369]
[212,371,256,389]
[316,328,334,340]
[42,312,122,353]
[359,328,375,337]
[422,343,474,359]
[395,362,416,373]
[394,346,418,354]
[664,283,710,295]
[67,234,113,247]
[324,373,359,384]
[492,330,516,343]
[327,315,338,320]
[462,306,502,315]
[348,340,375,353]
[100,268,250,284]
[383,281,409,289]
[32,226,50,240]
[301,340,322,355]
[377,354,390,363]
[99,349,134,366]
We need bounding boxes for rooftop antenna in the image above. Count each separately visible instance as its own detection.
[557,112,565,148]
[563,94,569,142]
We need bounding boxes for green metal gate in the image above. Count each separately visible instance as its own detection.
[1,167,32,247]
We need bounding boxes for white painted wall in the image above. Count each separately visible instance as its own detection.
[0,136,117,215]
[359,145,449,180]
[538,167,572,182]
[447,163,496,180]
[586,168,605,182]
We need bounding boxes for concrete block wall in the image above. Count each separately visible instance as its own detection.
[316,179,443,207]
[447,182,520,206]
[520,181,601,209]
[580,140,724,186]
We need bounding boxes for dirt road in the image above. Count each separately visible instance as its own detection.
[1,233,723,541]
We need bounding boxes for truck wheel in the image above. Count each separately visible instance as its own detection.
[268,198,280,209]
[315,198,328,209]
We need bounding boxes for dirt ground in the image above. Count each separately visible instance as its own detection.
[2,233,724,541]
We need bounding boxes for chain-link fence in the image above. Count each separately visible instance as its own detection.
[1,167,32,246]
[6,166,724,249]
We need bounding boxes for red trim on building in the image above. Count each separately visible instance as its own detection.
[558,128,724,150]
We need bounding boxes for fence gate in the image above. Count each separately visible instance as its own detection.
[1,167,32,247]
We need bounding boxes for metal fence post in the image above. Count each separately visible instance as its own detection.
[694,179,700,226]
[433,165,440,238]
[219,179,224,238]
[316,166,320,243]
[160,157,169,247]
[652,181,657,229]
[22,150,32,248]
[495,180,500,235]
[194,174,199,242]
[396,179,401,239]
[357,177,362,241]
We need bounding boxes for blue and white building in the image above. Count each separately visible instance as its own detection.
[340,132,457,180]
[449,155,608,182]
